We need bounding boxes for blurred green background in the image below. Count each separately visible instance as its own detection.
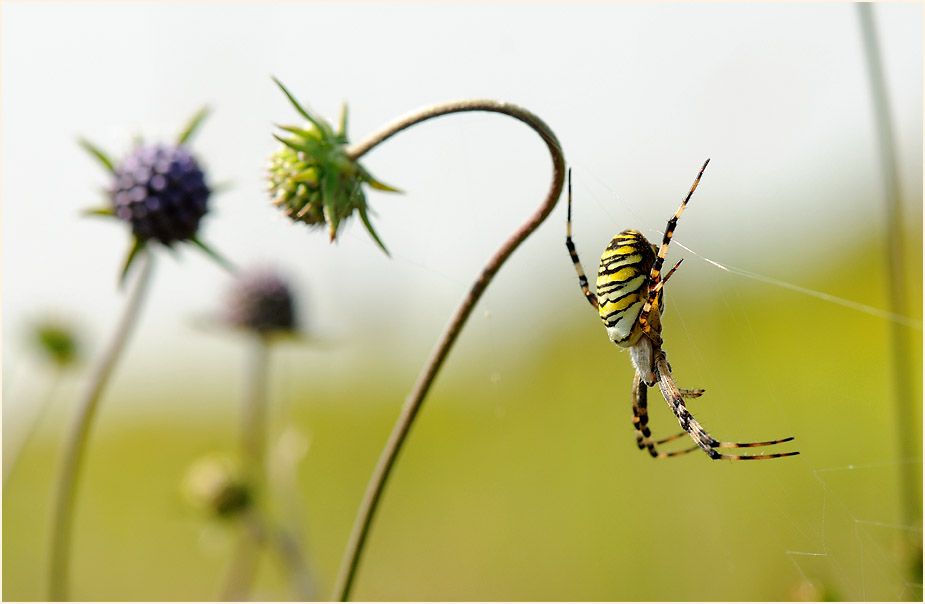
[4,225,921,600]
[2,2,922,602]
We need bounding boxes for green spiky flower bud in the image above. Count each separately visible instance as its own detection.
[267,78,400,254]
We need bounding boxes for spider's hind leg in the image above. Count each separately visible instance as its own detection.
[631,371,699,458]
[652,349,800,460]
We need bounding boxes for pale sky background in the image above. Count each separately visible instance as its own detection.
[2,2,922,416]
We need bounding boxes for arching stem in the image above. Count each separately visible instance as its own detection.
[333,100,565,601]
[48,251,154,601]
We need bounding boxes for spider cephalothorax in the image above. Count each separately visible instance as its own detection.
[566,160,798,460]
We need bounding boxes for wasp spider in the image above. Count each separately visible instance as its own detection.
[566,159,798,460]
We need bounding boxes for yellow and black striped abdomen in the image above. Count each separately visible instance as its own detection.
[597,229,657,347]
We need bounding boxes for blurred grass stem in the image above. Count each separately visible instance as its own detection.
[333,100,565,601]
[857,3,920,529]
[221,335,315,600]
[219,513,263,601]
[48,251,154,601]
[220,510,315,601]
[220,335,269,601]
[243,335,270,479]
[3,372,64,487]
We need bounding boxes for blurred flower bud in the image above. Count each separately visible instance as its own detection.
[32,319,81,369]
[182,456,251,518]
[223,267,298,336]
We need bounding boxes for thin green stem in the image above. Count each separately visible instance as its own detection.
[333,100,565,601]
[273,528,316,601]
[271,425,318,601]
[243,335,270,480]
[220,336,315,600]
[3,370,64,488]
[219,335,270,601]
[48,251,154,601]
[219,512,263,602]
[857,2,920,528]
[857,7,922,586]
[220,510,315,601]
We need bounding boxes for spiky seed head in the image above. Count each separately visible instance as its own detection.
[267,78,400,255]
[266,143,327,227]
[110,143,211,245]
[223,267,298,335]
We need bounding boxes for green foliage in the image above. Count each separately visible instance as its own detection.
[176,106,210,146]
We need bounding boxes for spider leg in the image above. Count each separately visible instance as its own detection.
[565,168,599,310]
[655,388,704,451]
[638,159,710,335]
[632,371,700,458]
[652,348,799,460]
[648,258,684,300]
[652,385,707,445]
[649,159,709,287]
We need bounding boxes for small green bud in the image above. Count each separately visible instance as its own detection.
[182,456,251,518]
[32,319,80,369]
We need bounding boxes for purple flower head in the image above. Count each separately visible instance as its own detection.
[110,143,210,245]
[224,267,298,335]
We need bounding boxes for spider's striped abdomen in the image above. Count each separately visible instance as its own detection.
[597,229,658,347]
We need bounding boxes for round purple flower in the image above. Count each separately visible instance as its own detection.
[110,143,210,245]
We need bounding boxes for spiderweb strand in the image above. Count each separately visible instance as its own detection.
[670,240,923,330]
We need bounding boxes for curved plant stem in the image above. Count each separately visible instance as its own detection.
[333,100,565,601]
[48,251,154,601]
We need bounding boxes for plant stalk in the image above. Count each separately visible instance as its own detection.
[48,251,154,601]
[3,371,64,488]
[857,3,920,530]
[219,335,270,601]
[222,335,315,600]
[333,100,565,601]
[219,512,264,602]
[243,335,270,481]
